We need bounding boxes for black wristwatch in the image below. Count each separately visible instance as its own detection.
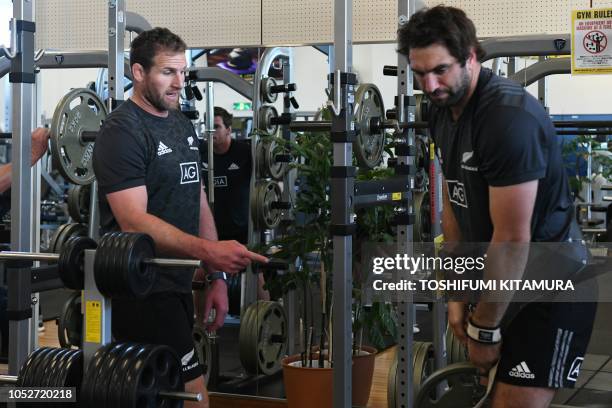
[207,272,228,283]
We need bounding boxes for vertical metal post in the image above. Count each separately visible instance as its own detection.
[331,0,354,406]
[394,1,416,407]
[206,82,215,206]
[9,0,35,376]
[537,56,548,109]
[108,0,125,109]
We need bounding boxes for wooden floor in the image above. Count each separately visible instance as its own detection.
[8,321,394,408]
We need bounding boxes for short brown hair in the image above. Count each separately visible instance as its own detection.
[130,27,186,72]
[214,107,233,128]
[397,6,486,65]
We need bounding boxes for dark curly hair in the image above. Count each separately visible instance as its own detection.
[397,5,485,65]
[130,27,187,72]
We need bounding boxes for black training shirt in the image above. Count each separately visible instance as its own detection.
[429,68,574,243]
[93,99,202,293]
[201,139,251,244]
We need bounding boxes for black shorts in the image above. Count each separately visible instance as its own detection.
[112,292,203,383]
[496,302,597,388]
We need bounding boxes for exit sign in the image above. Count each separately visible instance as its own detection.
[233,102,252,111]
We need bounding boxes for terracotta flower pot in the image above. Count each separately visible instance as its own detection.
[282,346,377,408]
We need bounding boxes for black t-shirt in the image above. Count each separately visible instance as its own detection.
[93,99,202,293]
[200,140,251,244]
[430,68,575,243]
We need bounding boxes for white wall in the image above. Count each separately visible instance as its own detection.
[2,45,612,131]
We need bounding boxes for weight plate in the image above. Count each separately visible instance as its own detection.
[50,88,106,185]
[81,343,115,406]
[239,300,288,375]
[123,233,157,299]
[415,94,428,124]
[250,180,283,230]
[56,349,83,407]
[415,362,483,408]
[94,343,131,408]
[67,184,91,223]
[353,83,385,169]
[387,342,436,408]
[227,274,241,316]
[413,192,432,243]
[16,347,47,387]
[51,223,88,254]
[59,235,97,290]
[257,138,287,181]
[42,348,71,387]
[193,325,214,386]
[261,77,278,104]
[105,343,140,408]
[114,232,133,298]
[48,223,70,254]
[93,232,113,297]
[120,344,155,408]
[58,291,82,348]
[258,105,279,135]
[446,324,467,365]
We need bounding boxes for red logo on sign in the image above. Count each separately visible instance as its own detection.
[583,30,608,54]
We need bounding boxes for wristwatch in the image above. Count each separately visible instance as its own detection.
[466,318,502,344]
[207,271,228,283]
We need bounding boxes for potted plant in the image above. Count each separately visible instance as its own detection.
[263,121,399,407]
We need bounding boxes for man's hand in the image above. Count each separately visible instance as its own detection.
[448,301,468,344]
[199,279,229,332]
[467,338,501,384]
[203,240,268,274]
[31,128,49,165]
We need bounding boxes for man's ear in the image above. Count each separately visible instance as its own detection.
[132,63,145,82]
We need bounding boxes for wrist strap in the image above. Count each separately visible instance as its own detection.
[207,271,227,282]
[467,318,502,344]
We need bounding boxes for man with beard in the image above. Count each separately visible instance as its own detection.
[399,6,596,407]
[93,27,267,408]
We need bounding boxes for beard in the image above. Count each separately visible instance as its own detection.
[142,83,179,112]
[425,67,470,108]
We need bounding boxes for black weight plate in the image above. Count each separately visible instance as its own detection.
[93,342,131,408]
[49,224,71,254]
[54,349,83,408]
[80,343,118,406]
[58,291,82,349]
[58,235,97,290]
[116,232,134,297]
[227,274,241,316]
[16,347,48,387]
[103,232,122,297]
[98,343,138,408]
[151,345,183,408]
[42,347,70,387]
[50,348,75,388]
[107,343,145,408]
[94,232,118,297]
[55,223,88,254]
[124,233,156,299]
[67,184,91,223]
[121,344,160,408]
[26,347,57,387]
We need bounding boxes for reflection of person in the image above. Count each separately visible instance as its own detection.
[200,107,269,306]
[0,127,49,194]
[92,27,267,408]
[399,6,596,407]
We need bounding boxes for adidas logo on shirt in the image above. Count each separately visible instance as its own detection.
[157,141,173,156]
[509,361,535,379]
[228,163,240,170]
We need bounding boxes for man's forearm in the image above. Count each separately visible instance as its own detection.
[120,212,208,260]
[0,164,12,194]
[472,239,530,327]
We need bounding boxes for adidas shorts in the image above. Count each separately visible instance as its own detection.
[496,301,597,388]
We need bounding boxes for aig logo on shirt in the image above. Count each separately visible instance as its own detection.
[180,162,200,184]
[446,180,468,208]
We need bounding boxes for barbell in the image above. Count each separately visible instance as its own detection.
[0,232,205,299]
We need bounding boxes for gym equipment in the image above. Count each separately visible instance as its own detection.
[261,77,279,104]
[415,362,485,408]
[49,222,88,254]
[58,291,82,349]
[50,88,106,185]
[388,341,435,408]
[239,300,288,375]
[59,235,97,290]
[353,83,386,169]
[256,138,289,181]
[67,184,91,223]
[193,325,217,386]
[258,105,280,135]
[250,180,287,230]
[0,232,206,299]
[80,342,199,407]
[446,325,468,365]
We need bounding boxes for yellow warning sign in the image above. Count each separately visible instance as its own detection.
[85,300,101,343]
[571,8,612,74]
[392,192,402,201]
